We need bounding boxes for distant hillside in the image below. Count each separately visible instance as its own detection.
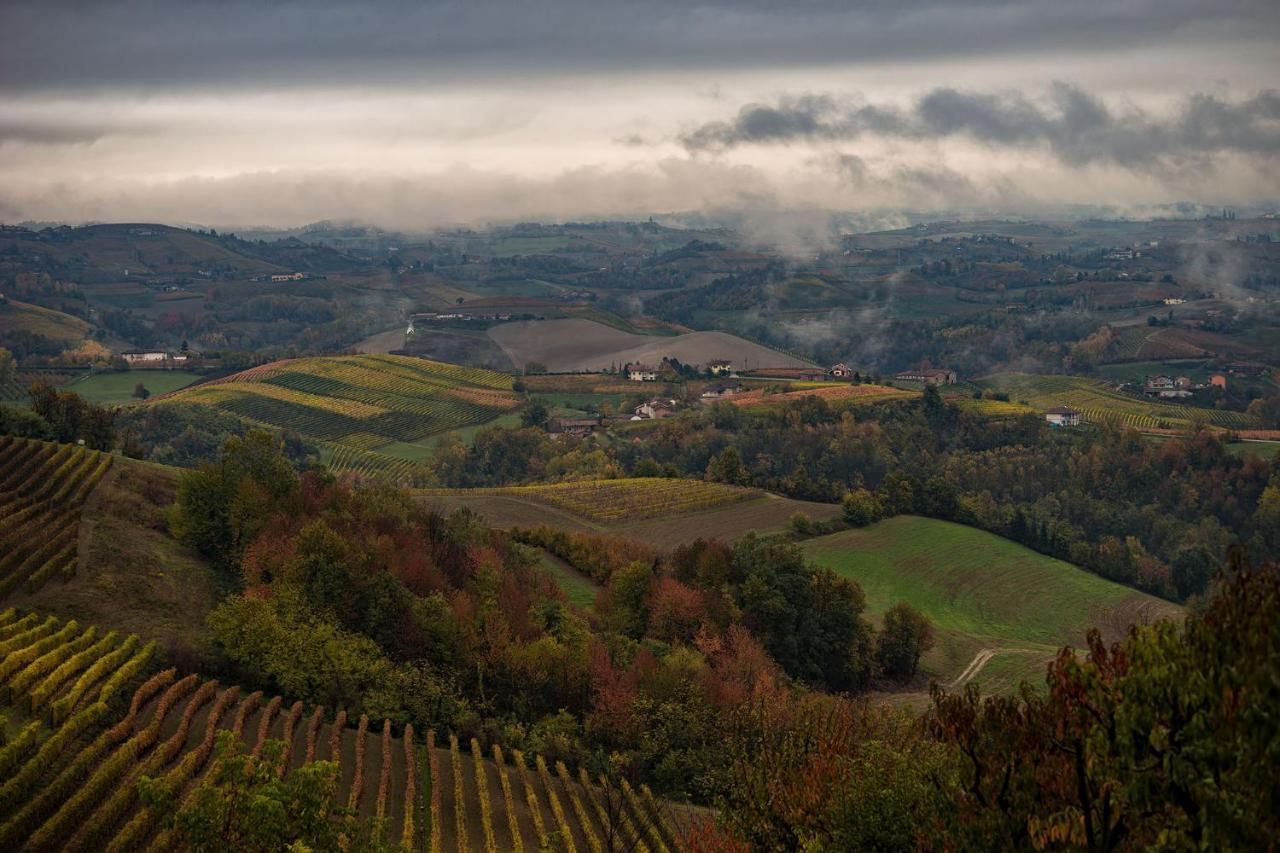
[0,224,283,280]
[0,298,91,345]
[488,318,813,372]
[802,516,1183,694]
[151,354,521,480]
[419,478,843,547]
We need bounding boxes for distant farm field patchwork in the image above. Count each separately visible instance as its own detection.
[152,354,520,479]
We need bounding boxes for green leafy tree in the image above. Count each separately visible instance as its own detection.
[876,471,916,517]
[601,561,653,639]
[520,400,550,428]
[732,535,874,691]
[841,488,881,527]
[875,603,934,682]
[170,430,299,573]
[707,446,747,485]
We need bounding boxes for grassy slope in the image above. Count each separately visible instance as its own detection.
[0,298,91,343]
[802,516,1182,691]
[67,370,203,404]
[11,456,225,668]
[536,550,600,609]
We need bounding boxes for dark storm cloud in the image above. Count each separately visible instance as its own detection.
[682,84,1280,170]
[0,118,151,146]
[0,0,1275,93]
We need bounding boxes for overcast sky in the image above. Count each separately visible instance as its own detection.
[0,0,1277,229]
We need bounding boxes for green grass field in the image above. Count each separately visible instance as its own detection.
[536,550,600,609]
[802,516,1182,691]
[67,370,203,404]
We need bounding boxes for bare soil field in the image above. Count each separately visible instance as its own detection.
[488,318,812,372]
[354,327,406,354]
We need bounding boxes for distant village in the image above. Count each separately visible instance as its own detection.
[544,356,966,437]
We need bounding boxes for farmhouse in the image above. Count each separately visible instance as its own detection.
[828,362,854,379]
[894,368,957,385]
[1044,406,1081,427]
[1211,374,1227,389]
[270,272,306,283]
[634,397,678,419]
[627,363,658,382]
[701,382,743,400]
[707,359,733,375]
[121,350,167,364]
[546,417,600,437]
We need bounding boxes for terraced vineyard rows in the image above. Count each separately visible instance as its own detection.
[978,373,1262,430]
[0,609,693,851]
[0,436,113,599]
[1106,325,1211,362]
[0,371,83,402]
[953,398,1039,418]
[153,354,520,453]
[419,477,762,523]
[323,443,423,484]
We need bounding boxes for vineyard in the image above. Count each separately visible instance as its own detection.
[977,373,1261,431]
[152,354,521,471]
[728,383,917,409]
[0,609,692,852]
[419,478,762,523]
[953,398,1039,419]
[0,370,84,402]
[0,437,113,599]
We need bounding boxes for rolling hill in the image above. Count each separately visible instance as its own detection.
[151,354,522,480]
[0,298,92,345]
[0,610,695,852]
[801,516,1183,693]
[418,478,843,546]
[488,317,812,372]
